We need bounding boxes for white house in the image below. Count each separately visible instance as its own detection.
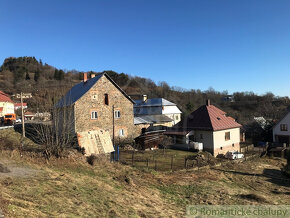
[134,95,182,128]
[166,100,242,157]
[0,91,14,117]
[273,111,290,144]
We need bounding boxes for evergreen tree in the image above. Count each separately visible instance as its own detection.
[34,70,40,82]
[59,70,65,80]
[54,69,59,80]
[25,72,30,80]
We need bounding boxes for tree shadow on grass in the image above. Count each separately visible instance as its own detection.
[213,168,290,189]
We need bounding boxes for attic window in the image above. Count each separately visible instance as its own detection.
[104,94,109,105]
[280,124,288,131]
[217,117,221,120]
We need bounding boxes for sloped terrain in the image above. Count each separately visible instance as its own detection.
[0,129,289,217]
[0,150,289,217]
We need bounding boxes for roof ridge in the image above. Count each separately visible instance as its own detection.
[205,105,215,130]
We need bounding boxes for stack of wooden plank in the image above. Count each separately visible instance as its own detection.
[135,130,165,150]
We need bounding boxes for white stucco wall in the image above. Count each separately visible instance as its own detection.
[162,105,182,115]
[273,112,290,142]
[213,128,240,156]
[194,130,214,153]
[0,102,15,117]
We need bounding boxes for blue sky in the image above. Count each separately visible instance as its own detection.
[1,0,290,97]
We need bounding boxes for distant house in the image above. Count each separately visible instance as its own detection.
[223,95,235,102]
[55,72,136,141]
[134,95,182,130]
[24,111,35,120]
[166,100,242,157]
[253,116,267,129]
[273,110,290,144]
[14,103,27,110]
[0,91,14,117]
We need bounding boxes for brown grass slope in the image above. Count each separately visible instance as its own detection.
[0,130,289,217]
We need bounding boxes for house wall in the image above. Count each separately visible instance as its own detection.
[162,105,181,115]
[164,113,181,125]
[213,128,240,156]
[194,130,214,154]
[74,76,135,140]
[273,112,290,142]
[0,102,14,117]
[134,123,151,136]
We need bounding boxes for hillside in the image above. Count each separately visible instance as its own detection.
[0,129,289,217]
[0,56,289,124]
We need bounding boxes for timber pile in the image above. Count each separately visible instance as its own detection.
[135,130,165,150]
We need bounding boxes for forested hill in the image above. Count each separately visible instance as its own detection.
[0,56,289,124]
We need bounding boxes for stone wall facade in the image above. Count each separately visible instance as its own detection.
[74,75,135,140]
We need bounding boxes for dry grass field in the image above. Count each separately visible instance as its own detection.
[0,129,289,217]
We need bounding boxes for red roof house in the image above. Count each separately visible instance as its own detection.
[0,91,14,117]
[166,100,242,156]
[0,91,13,103]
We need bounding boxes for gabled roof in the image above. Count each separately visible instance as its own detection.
[179,104,241,131]
[134,98,176,107]
[56,73,135,107]
[273,110,290,129]
[0,91,13,103]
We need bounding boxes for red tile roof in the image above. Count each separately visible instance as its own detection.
[0,91,13,103]
[180,104,242,131]
[24,111,34,116]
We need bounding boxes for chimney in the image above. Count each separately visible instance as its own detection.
[91,74,95,79]
[206,99,210,106]
[142,95,148,102]
[83,72,87,82]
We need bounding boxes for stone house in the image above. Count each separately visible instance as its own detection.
[134,95,182,130]
[55,73,135,141]
[166,100,242,157]
[273,110,290,144]
[0,91,14,118]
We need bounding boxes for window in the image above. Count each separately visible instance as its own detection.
[280,124,288,131]
[200,134,203,139]
[119,129,124,136]
[225,132,230,141]
[114,110,121,118]
[104,94,109,105]
[91,111,98,120]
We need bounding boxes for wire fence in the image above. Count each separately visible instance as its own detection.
[118,149,261,171]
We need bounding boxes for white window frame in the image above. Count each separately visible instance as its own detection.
[119,129,124,137]
[91,111,98,120]
[114,110,121,118]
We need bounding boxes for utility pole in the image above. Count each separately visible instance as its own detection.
[21,92,25,138]
[14,92,32,139]
[112,105,115,147]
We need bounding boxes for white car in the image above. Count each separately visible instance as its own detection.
[15,118,22,123]
[225,151,244,159]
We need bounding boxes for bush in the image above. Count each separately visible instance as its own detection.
[87,155,97,165]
